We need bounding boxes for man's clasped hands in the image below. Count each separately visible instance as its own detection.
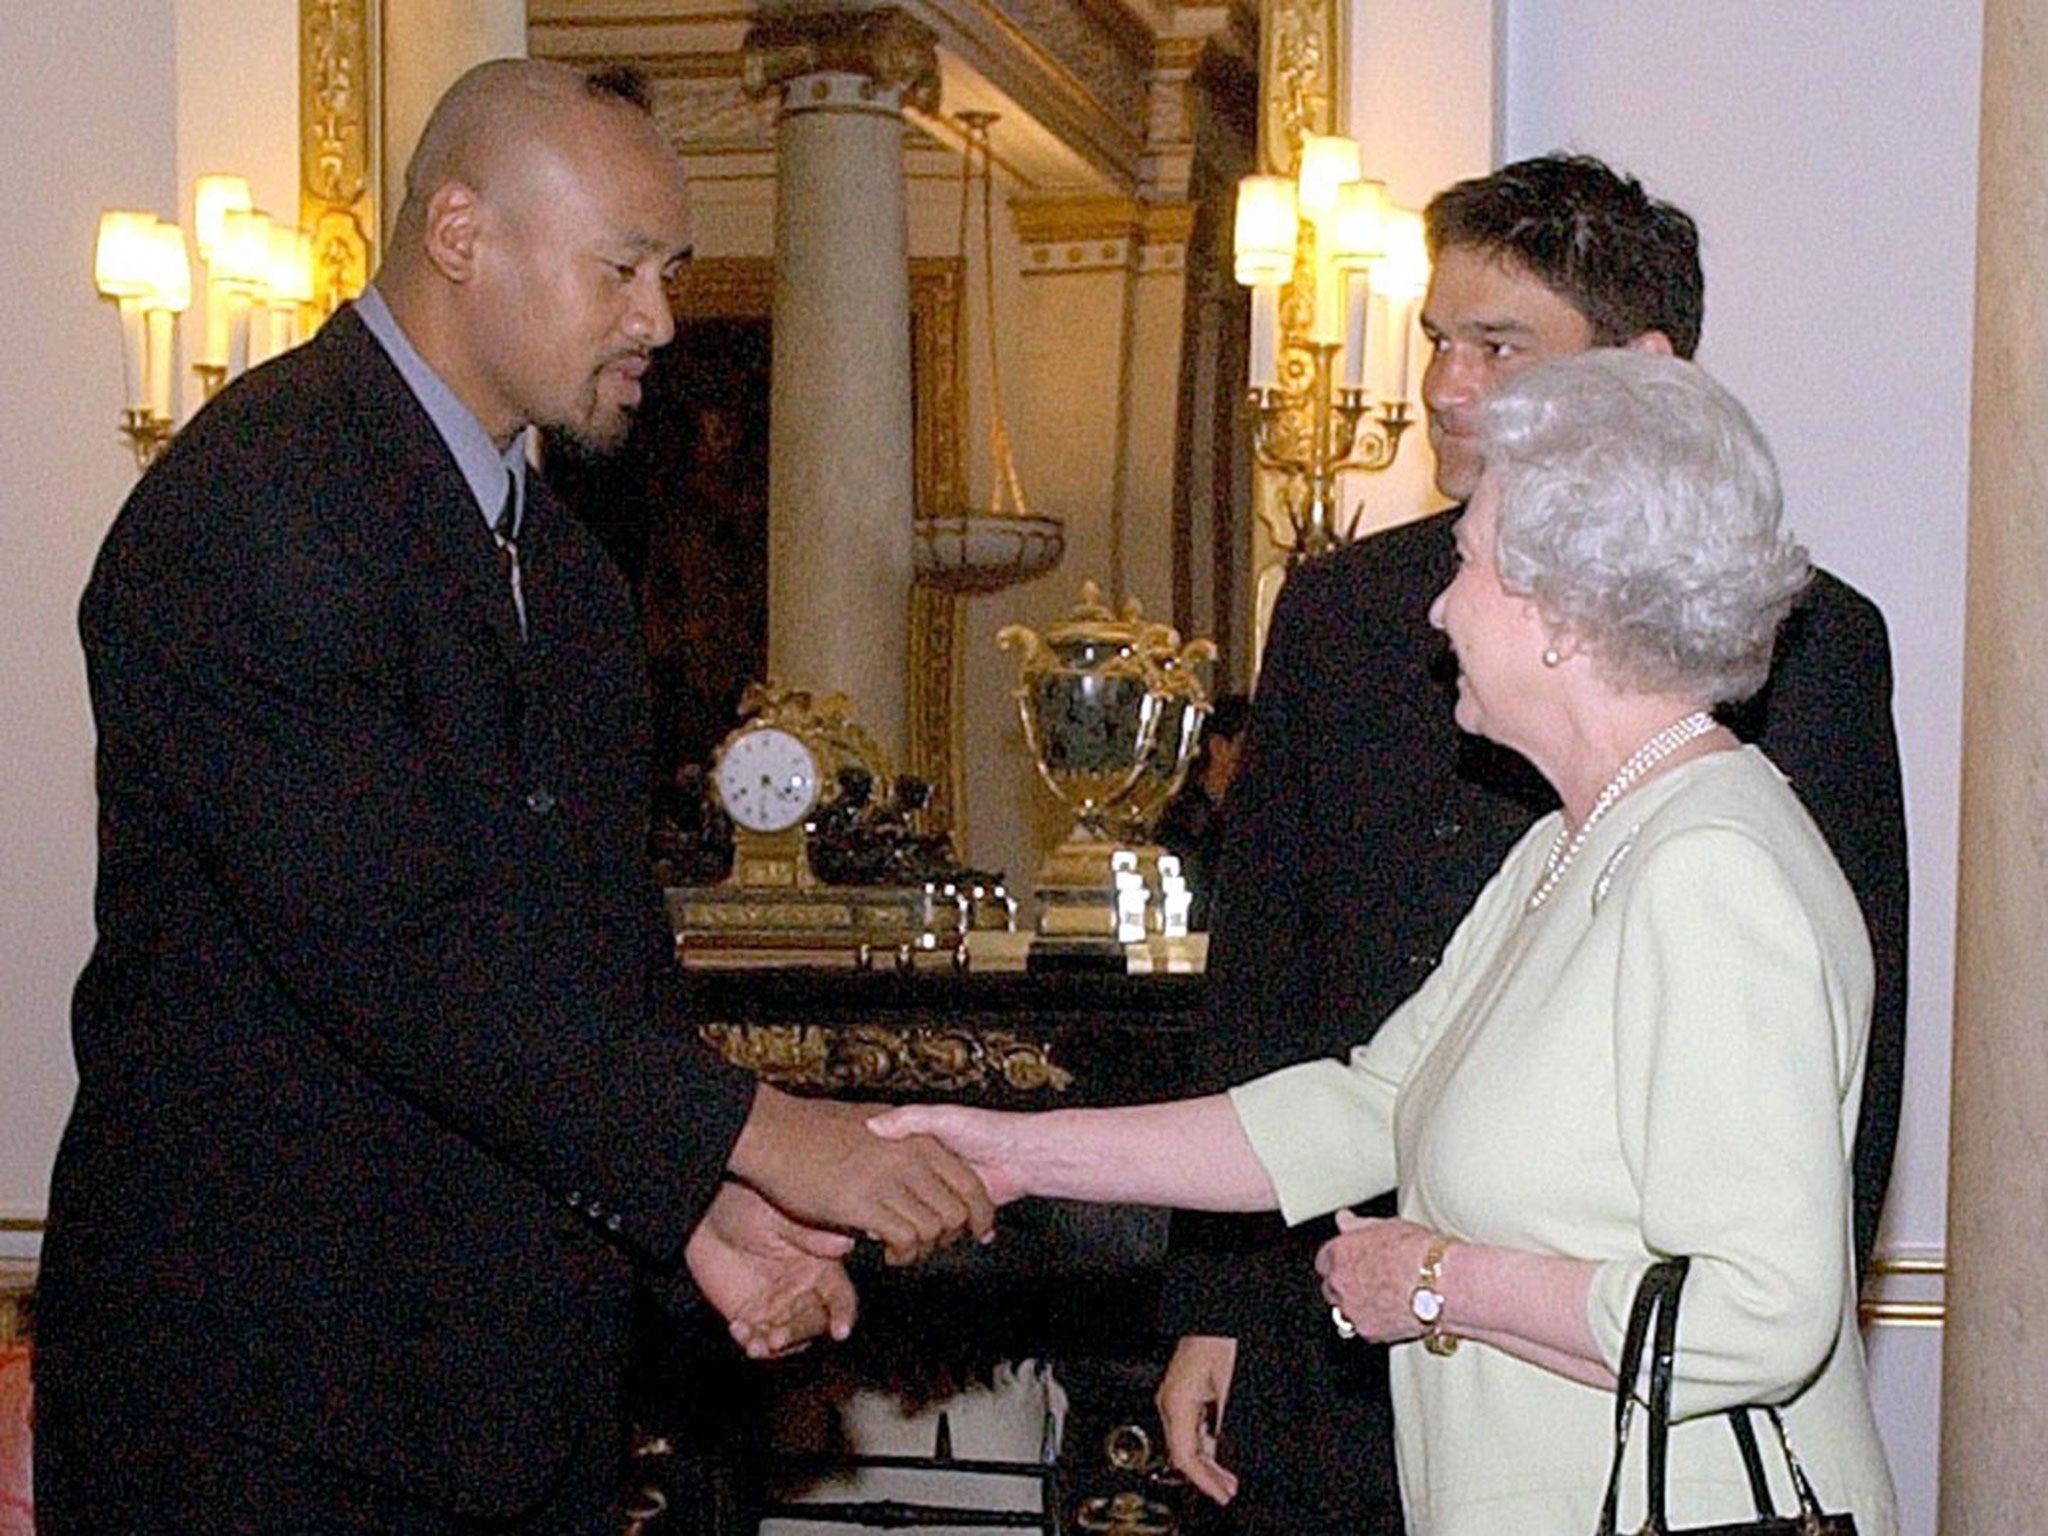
[680,1086,1003,1359]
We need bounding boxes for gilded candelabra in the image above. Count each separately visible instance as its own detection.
[117,408,177,470]
[1234,137,1430,560]
[1249,340,1412,559]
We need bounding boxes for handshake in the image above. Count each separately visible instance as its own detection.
[689,1090,1254,1362]
[683,1087,1007,1360]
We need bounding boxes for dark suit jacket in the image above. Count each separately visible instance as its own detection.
[1162,507,1909,1527]
[37,308,757,1519]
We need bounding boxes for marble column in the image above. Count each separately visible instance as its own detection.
[743,9,938,766]
[1939,1,2048,1528]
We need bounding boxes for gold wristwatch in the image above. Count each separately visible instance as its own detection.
[1410,1234,1460,1357]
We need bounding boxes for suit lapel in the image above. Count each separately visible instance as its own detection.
[319,309,528,664]
[518,467,639,702]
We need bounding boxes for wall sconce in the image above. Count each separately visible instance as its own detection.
[1235,135,1431,558]
[96,173,316,468]
[207,205,273,389]
[93,211,191,468]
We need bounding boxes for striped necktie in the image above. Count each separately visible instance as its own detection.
[492,471,527,639]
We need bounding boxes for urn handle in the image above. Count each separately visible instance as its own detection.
[995,622,1052,675]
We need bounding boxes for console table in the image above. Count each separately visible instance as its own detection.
[635,957,1222,1535]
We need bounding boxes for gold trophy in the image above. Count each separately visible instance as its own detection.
[998,583,1214,935]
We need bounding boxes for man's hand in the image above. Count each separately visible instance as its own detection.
[728,1087,997,1265]
[1156,1334,1241,1506]
[863,1102,1033,1205]
[685,1181,859,1359]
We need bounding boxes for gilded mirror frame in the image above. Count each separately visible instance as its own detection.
[300,0,379,320]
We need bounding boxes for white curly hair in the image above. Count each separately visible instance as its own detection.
[1479,349,1810,705]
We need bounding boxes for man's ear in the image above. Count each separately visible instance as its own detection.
[1626,329,1676,358]
[421,182,484,283]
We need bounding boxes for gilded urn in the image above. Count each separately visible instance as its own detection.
[998,582,1214,927]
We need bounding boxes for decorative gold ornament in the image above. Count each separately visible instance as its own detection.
[741,6,941,114]
[699,1023,1073,1094]
[299,0,375,320]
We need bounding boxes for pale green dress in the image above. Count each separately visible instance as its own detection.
[1231,747,1897,1536]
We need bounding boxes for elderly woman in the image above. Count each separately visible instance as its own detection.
[877,350,1897,1535]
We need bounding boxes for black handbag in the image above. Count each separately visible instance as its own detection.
[1596,1258,1857,1536]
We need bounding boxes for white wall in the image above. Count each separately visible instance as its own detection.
[173,0,300,422]
[0,0,178,1250]
[0,1,301,1254]
[1496,5,1975,1531]
[383,0,530,230]
[1344,0,1497,536]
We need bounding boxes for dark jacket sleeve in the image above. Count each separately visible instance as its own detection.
[1725,569,1909,1279]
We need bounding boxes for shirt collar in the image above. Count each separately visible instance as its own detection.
[354,284,529,536]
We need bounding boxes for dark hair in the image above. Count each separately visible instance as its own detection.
[1424,154,1703,358]
[584,63,654,112]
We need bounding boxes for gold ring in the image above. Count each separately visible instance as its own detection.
[1330,1304,1357,1340]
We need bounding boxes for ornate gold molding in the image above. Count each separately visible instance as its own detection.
[300,0,378,320]
[742,6,942,113]
[1258,0,1336,173]
[700,1022,1074,1093]
[1244,0,1337,602]
[907,261,968,838]
[1011,196,1195,248]
[1013,197,1194,280]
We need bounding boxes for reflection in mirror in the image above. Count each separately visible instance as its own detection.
[531,0,1262,882]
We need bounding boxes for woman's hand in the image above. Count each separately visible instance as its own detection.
[1316,1211,1438,1344]
[1318,1218,1613,1386]
[865,1104,1033,1205]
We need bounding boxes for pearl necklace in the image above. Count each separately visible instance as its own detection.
[1525,711,1717,913]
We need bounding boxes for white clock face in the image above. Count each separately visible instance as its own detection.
[713,726,821,834]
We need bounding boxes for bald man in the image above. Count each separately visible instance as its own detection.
[37,60,992,1534]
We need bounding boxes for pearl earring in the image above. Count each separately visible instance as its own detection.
[1542,647,1562,668]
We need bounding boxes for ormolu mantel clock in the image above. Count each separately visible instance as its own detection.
[673,682,968,964]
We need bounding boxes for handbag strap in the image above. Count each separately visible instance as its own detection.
[1596,1257,1687,1535]
[1727,1407,1777,1514]
[1643,1254,1684,1529]
[1598,1257,1839,1534]
[1760,1402,1838,1524]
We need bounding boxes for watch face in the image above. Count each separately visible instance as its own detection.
[714,726,821,833]
[1411,1287,1445,1325]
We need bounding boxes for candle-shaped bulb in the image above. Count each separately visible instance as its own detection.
[192,174,252,263]
[1234,175,1297,287]
[1248,281,1281,392]
[1296,136,1362,225]
[1326,181,1387,267]
[1340,271,1371,393]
